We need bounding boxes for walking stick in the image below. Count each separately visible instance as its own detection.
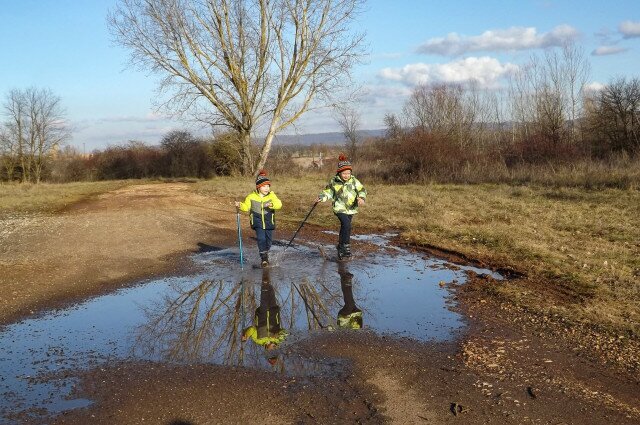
[237,207,247,364]
[236,208,244,269]
[283,201,319,252]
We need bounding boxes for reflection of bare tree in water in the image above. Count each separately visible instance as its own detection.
[134,261,364,369]
[134,278,255,365]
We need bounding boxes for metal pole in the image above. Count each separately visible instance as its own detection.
[284,201,319,252]
[236,209,244,269]
[237,208,246,365]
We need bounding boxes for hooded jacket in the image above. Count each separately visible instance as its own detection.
[238,190,282,230]
[318,174,367,215]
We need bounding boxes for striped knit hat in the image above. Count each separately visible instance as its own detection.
[255,169,271,189]
[336,154,352,173]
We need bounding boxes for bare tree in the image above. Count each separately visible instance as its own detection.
[585,77,640,155]
[29,88,71,183]
[1,90,28,181]
[403,83,478,146]
[0,116,19,181]
[334,104,361,161]
[383,113,402,141]
[109,0,365,175]
[558,43,590,143]
[508,43,590,147]
[1,88,69,183]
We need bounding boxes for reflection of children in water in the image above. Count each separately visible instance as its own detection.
[337,262,362,329]
[242,268,288,353]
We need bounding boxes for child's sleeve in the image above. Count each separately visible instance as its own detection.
[318,179,334,202]
[355,178,367,199]
[242,326,257,342]
[270,192,283,210]
[238,194,252,212]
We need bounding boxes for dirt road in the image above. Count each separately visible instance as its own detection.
[0,182,237,325]
[1,182,638,424]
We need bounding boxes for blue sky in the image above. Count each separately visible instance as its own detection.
[1,0,639,150]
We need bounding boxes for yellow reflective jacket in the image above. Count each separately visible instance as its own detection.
[242,326,289,347]
[238,190,282,230]
[338,311,363,329]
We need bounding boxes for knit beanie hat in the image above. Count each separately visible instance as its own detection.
[336,154,352,173]
[255,169,271,189]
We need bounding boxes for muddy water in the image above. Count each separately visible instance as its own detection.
[0,234,501,422]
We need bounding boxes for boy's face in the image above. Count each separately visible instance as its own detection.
[339,170,352,181]
[258,184,270,195]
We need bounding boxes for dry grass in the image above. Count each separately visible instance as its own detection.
[0,180,134,216]
[196,175,640,335]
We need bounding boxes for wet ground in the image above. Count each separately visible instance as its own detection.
[0,233,501,423]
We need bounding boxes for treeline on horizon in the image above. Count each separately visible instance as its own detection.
[2,76,639,189]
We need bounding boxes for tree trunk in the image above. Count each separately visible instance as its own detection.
[239,131,254,176]
[255,127,276,173]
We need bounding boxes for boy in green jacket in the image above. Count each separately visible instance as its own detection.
[337,261,363,329]
[316,155,367,260]
[236,170,283,267]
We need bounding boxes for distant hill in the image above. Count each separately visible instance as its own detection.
[267,129,385,146]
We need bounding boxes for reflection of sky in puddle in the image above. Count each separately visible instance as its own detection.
[0,234,501,422]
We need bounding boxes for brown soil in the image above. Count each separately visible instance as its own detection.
[1,182,638,424]
[0,182,237,324]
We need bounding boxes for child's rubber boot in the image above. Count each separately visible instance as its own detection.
[337,244,345,260]
[260,252,269,268]
[337,244,351,260]
[342,244,352,258]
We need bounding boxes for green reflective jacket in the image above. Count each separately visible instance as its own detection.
[242,326,289,347]
[338,311,363,329]
[318,175,367,215]
[238,190,282,230]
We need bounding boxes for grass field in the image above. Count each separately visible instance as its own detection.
[196,175,640,336]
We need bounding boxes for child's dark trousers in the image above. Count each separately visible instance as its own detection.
[255,227,273,255]
[336,213,352,245]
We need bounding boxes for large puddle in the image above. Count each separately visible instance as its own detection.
[0,233,501,422]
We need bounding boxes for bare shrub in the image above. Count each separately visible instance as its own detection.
[502,133,588,167]
[48,146,93,183]
[93,142,162,180]
[160,131,212,178]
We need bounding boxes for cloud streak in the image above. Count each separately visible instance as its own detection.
[379,57,518,88]
[417,25,580,56]
[592,45,627,56]
[619,20,640,38]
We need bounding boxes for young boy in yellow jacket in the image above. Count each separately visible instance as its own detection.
[235,170,283,267]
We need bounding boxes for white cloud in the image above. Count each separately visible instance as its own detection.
[378,57,519,88]
[584,82,605,93]
[417,25,580,56]
[360,84,413,106]
[619,20,640,38]
[592,45,627,56]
